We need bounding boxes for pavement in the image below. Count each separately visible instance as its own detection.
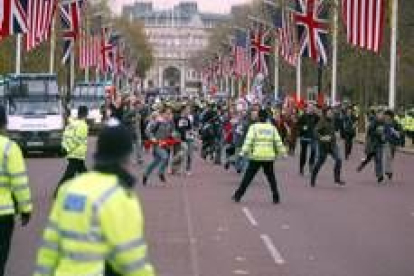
[5,141,414,276]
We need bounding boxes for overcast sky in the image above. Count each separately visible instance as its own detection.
[112,0,251,14]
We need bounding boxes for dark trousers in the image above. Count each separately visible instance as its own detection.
[234,161,280,202]
[0,215,15,276]
[299,139,316,173]
[357,149,383,178]
[55,158,87,196]
[311,144,342,185]
[344,137,354,160]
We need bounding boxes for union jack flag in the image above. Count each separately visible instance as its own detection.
[294,0,329,65]
[60,0,83,64]
[25,0,57,51]
[250,25,272,76]
[0,0,29,39]
[99,27,114,73]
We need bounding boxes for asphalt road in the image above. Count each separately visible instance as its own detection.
[5,141,414,276]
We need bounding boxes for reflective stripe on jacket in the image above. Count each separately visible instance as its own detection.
[62,119,88,160]
[0,135,32,216]
[241,122,287,161]
[35,172,155,276]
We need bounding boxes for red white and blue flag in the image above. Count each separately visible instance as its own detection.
[294,0,329,65]
[25,0,57,51]
[60,0,83,64]
[99,27,114,73]
[0,0,29,39]
[250,25,272,76]
[234,29,250,78]
[342,0,385,53]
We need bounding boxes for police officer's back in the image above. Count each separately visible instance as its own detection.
[35,119,155,276]
[0,105,32,276]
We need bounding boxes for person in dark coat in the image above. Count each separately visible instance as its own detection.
[341,107,358,160]
[297,105,319,175]
[310,108,345,187]
[357,111,386,183]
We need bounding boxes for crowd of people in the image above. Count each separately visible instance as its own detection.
[0,87,410,275]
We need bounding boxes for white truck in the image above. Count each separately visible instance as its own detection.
[5,74,64,154]
[69,82,106,132]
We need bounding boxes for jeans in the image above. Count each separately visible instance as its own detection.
[0,215,14,276]
[299,139,317,173]
[233,160,280,202]
[344,137,354,160]
[185,141,194,172]
[144,146,169,177]
[358,147,383,178]
[55,158,87,197]
[311,143,342,185]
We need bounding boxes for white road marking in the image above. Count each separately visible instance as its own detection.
[242,207,258,227]
[233,269,250,275]
[182,182,200,276]
[260,234,286,265]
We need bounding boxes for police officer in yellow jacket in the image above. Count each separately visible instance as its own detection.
[233,109,287,204]
[55,106,89,195]
[0,105,32,276]
[35,119,155,276]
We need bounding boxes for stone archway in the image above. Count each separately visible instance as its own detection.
[162,66,181,88]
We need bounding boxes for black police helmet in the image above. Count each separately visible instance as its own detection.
[0,105,6,129]
[78,105,89,118]
[258,109,268,122]
[94,119,133,164]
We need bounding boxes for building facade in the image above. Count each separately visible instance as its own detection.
[122,1,230,94]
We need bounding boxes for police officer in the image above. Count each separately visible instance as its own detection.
[232,109,287,204]
[0,105,32,276]
[35,119,155,276]
[55,105,89,195]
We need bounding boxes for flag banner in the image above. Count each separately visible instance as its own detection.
[0,0,29,39]
[294,0,329,65]
[25,0,57,51]
[342,0,385,53]
[60,0,83,64]
[250,25,272,76]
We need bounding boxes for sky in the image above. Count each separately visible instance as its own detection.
[112,0,251,14]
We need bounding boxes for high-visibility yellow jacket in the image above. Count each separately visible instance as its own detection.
[35,172,155,276]
[0,135,32,216]
[241,122,287,161]
[62,118,88,160]
[407,116,414,131]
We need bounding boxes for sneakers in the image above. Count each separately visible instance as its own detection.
[386,173,393,180]
[232,195,241,203]
[142,176,148,186]
[377,176,384,183]
[159,174,166,182]
[272,196,280,204]
[335,180,346,186]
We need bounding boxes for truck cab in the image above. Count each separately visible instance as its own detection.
[69,82,106,131]
[5,74,64,153]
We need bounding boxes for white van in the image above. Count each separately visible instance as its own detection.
[5,74,64,154]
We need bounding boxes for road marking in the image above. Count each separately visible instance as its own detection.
[242,207,258,227]
[182,182,200,276]
[260,234,286,265]
[233,269,250,275]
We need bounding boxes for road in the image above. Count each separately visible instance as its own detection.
[5,141,414,276]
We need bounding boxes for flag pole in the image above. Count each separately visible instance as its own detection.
[49,17,56,74]
[274,38,280,101]
[331,0,339,106]
[389,0,398,109]
[15,35,22,74]
[296,55,301,100]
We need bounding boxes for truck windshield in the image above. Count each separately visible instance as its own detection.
[71,98,101,109]
[8,99,61,116]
